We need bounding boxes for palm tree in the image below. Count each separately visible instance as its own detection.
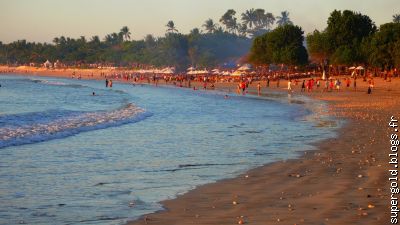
[120,26,131,41]
[166,20,178,33]
[394,14,400,23]
[254,8,266,28]
[90,35,100,44]
[238,23,248,37]
[263,12,275,30]
[190,28,201,36]
[53,37,60,45]
[241,9,257,29]
[220,9,238,33]
[203,19,217,33]
[104,32,122,45]
[276,11,293,26]
[144,34,156,48]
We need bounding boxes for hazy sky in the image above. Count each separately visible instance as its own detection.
[0,0,399,43]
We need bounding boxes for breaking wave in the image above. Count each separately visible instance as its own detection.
[0,103,151,148]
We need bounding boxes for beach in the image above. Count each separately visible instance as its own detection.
[1,66,398,224]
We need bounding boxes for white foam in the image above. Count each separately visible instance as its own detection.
[0,104,150,148]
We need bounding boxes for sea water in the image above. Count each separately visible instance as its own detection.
[0,75,338,225]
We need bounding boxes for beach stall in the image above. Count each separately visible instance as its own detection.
[222,71,231,76]
[211,69,221,75]
[160,67,175,74]
[231,70,244,76]
[237,64,252,72]
[43,60,52,69]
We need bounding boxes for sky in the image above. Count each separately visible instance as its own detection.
[0,0,399,43]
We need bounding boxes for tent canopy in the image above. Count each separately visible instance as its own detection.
[237,64,252,71]
[356,66,365,70]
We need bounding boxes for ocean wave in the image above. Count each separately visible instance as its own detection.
[30,79,85,88]
[0,103,151,148]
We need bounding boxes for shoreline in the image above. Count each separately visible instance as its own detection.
[1,66,398,224]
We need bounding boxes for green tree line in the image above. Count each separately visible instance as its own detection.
[1,10,399,71]
[0,9,290,70]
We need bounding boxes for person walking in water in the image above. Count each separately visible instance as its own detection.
[301,80,306,92]
[109,80,113,88]
[105,79,109,87]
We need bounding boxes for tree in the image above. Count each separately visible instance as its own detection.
[394,14,400,23]
[276,11,292,27]
[249,35,269,64]
[203,19,217,33]
[241,9,257,29]
[53,37,60,45]
[262,12,275,30]
[241,8,275,38]
[249,24,308,66]
[166,20,178,33]
[326,10,376,65]
[90,36,101,44]
[104,32,123,45]
[120,26,131,41]
[306,30,330,62]
[367,22,400,69]
[238,24,248,37]
[220,9,238,33]
[144,34,156,47]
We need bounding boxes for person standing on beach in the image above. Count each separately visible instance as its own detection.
[287,80,292,93]
[267,76,270,87]
[242,81,246,95]
[329,79,334,91]
[236,84,240,94]
[324,79,329,92]
[301,80,306,92]
[335,79,341,92]
[276,78,280,88]
[257,83,261,96]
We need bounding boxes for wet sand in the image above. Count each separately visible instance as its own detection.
[1,66,398,224]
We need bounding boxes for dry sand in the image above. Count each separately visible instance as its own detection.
[1,66,398,224]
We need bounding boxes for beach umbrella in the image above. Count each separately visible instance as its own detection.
[187,66,195,71]
[349,66,356,70]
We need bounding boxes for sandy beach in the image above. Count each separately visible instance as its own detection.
[1,66,398,224]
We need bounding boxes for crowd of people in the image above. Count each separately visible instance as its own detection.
[93,68,391,97]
